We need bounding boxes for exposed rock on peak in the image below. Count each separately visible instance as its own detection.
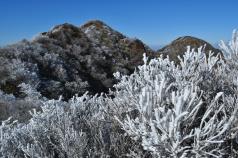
[45,23,83,43]
[157,36,222,63]
[34,23,90,49]
[80,20,125,51]
[81,20,108,28]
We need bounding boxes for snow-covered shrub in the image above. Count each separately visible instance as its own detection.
[0,58,38,85]
[0,98,87,158]
[1,30,238,157]
[0,91,143,157]
[115,76,237,157]
[219,30,238,58]
[0,94,99,157]
[0,84,43,123]
[112,31,238,157]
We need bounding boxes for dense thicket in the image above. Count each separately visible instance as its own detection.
[1,31,238,157]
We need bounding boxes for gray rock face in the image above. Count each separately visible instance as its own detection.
[0,21,154,100]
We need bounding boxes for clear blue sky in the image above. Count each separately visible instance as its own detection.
[0,0,237,48]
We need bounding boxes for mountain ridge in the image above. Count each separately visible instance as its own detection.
[0,20,222,100]
[0,20,154,101]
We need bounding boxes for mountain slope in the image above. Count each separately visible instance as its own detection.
[0,21,154,101]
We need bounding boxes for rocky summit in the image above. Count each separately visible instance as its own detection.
[157,36,222,63]
[0,20,154,100]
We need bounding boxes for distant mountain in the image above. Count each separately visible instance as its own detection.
[149,44,165,51]
[157,36,222,64]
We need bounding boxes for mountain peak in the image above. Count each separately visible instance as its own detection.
[1,20,154,102]
[157,36,222,63]
[172,36,214,46]
[80,20,125,44]
[44,23,81,38]
[33,23,90,49]
[81,20,109,29]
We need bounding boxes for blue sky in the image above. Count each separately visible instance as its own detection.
[0,0,237,48]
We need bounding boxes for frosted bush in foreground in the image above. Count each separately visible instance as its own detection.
[0,94,105,157]
[112,31,238,157]
[0,99,87,158]
[0,92,142,157]
[0,31,238,157]
[112,38,238,157]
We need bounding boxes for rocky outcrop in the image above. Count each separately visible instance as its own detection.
[157,36,222,63]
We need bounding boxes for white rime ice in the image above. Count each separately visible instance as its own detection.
[1,30,238,157]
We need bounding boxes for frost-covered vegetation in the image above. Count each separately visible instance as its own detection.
[1,31,238,157]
